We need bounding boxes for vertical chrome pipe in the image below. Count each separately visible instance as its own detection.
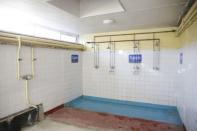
[110,41,112,70]
[93,37,97,68]
[153,33,160,71]
[113,41,115,69]
[133,40,140,74]
[96,40,99,68]
[109,37,112,70]
[93,38,95,68]
[94,37,99,69]
[109,40,115,72]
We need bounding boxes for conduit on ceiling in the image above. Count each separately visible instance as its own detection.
[0,31,84,51]
[176,0,197,36]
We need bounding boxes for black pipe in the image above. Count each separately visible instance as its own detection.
[87,39,160,44]
[93,30,175,38]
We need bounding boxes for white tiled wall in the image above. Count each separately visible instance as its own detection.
[82,48,178,106]
[177,45,197,131]
[0,44,82,118]
[176,21,197,131]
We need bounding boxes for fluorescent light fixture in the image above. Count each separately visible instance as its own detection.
[103,19,116,25]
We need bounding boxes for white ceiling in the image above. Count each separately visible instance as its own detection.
[0,0,188,34]
[48,0,125,18]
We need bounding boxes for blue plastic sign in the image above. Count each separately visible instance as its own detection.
[180,53,183,64]
[129,54,142,63]
[71,54,79,63]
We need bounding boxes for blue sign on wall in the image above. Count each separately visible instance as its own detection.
[180,53,183,64]
[129,54,142,63]
[71,54,79,63]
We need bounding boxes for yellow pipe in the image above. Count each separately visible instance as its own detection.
[24,47,36,108]
[25,80,37,108]
[17,36,21,80]
[0,31,84,50]
[16,36,37,108]
[23,48,37,109]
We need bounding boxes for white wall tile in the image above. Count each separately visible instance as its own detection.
[0,44,82,118]
[82,49,178,106]
[177,42,197,131]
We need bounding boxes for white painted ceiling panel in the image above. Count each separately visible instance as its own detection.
[80,0,124,18]
[0,0,188,34]
[48,0,80,17]
[78,0,187,33]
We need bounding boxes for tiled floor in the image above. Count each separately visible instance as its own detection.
[22,118,93,131]
[66,96,182,125]
[48,107,185,131]
[23,96,184,131]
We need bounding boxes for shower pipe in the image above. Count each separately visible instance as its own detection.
[25,79,37,109]
[93,37,99,68]
[0,31,84,50]
[90,30,170,58]
[133,41,141,73]
[16,37,37,109]
[87,38,160,44]
[109,40,115,72]
[92,30,176,39]
[31,47,36,77]
[153,34,160,71]
[28,47,37,108]
[89,30,174,68]
[90,39,161,69]
[17,36,22,80]
[16,38,36,80]
[88,39,160,69]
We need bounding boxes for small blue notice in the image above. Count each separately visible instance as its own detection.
[180,53,183,64]
[71,54,79,63]
[129,54,142,63]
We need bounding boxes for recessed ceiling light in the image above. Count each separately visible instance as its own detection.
[103,19,116,25]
